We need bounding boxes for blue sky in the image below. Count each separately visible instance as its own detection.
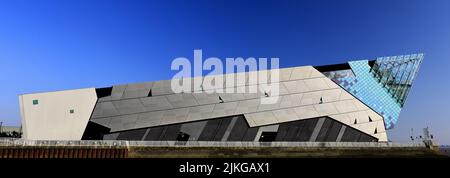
[0,0,449,144]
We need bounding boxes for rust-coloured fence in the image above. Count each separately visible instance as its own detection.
[0,147,128,158]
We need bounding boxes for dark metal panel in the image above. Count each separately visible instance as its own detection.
[316,118,332,141]
[275,123,289,141]
[227,117,249,141]
[144,126,166,140]
[198,119,222,141]
[341,127,361,142]
[116,128,147,140]
[324,120,342,141]
[242,127,259,141]
[282,121,300,141]
[212,118,232,141]
[221,117,239,141]
[296,119,318,141]
[82,121,111,140]
[161,124,182,141]
[358,132,377,142]
[180,121,208,141]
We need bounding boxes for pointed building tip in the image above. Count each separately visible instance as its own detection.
[318,53,424,129]
[371,53,424,106]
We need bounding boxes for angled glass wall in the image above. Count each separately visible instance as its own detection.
[321,54,423,129]
[370,54,424,106]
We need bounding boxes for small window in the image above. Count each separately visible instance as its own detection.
[259,132,277,142]
[69,109,75,114]
[32,100,39,105]
[176,132,190,141]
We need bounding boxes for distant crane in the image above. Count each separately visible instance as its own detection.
[410,127,436,148]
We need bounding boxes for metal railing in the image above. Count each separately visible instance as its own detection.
[0,138,426,148]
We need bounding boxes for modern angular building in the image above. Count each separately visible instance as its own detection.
[18,54,424,143]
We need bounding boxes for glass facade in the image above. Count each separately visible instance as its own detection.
[323,54,423,129]
[370,54,424,106]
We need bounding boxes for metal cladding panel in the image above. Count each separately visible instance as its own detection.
[186,105,215,122]
[135,111,165,129]
[313,103,339,116]
[218,93,246,102]
[278,93,303,108]
[112,99,145,115]
[97,84,127,102]
[122,82,153,99]
[192,93,220,105]
[151,80,175,96]
[85,66,388,141]
[257,96,281,112]
[333,100,359,113]
[283,80,310,93]
[244,111,278,127]
[166,93,199,108]
[90,117,111,127]
[234,99,260,114]
[108,114,139,132]
[211,102,238,118]
[290,66,313,80]
[320,89,341,103]
[303,78,330,91]
[300,91,323,105]
[293,105,320,119]
[110,85,127,100]
[279,68,293,81]
[162,108,190,125]
[139,96,173,112]
[272,108,298,123]
[91,101,120,118]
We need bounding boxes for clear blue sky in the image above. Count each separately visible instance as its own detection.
[0,0,449,144]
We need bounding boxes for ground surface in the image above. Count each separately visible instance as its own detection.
[128,146,446,158]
